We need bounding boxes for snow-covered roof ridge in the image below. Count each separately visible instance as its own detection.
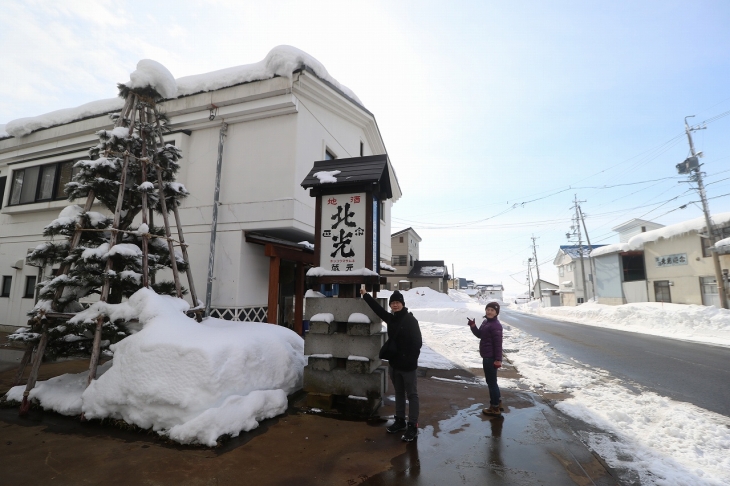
[3,45,361,139]
[590,242,630,257]
[626,211,730,251]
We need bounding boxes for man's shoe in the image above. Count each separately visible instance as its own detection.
[483,405,502,416]
[402,422,418,442]
[386,417,407,434]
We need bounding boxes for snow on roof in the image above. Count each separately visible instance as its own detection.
[626,212,730,251]
[3,45,361,139]
[126,59,177,99]
[590,243,630,257]
[559,245,605,260]
[716,237,730,248]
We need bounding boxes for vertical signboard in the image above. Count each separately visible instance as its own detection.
[320,193,366,272]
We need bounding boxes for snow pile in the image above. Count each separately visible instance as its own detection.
[0,123,8,138]
[4,45,361,138]
[5,288,305,446]
[313,170,341,183]
[123,59,177,99]
[348,313,370,323]
[310,313,334,323]
[715,236,730,248]
[513,301,730,346]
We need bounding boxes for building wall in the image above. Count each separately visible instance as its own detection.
[0,72,396,327]
[643,233,713,305]
[594,253,624,304]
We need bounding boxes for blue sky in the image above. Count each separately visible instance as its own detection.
[2,1,730,295]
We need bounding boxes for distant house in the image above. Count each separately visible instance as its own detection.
[385,227,421,290]
[592,213,730,306]
[406,260,451,293]
[478,284,504,302]
[532,279,560,307]
[554,245,605,306]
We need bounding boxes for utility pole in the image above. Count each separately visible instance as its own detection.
[678,116,728,309]
[526,258,533,298]
[568,195,589,304]
[577,206,597,300]
[531,235,542,305]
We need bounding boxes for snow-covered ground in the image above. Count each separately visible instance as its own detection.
[395,287,729,486]
[4,286,729,484]
[512,299,730,347]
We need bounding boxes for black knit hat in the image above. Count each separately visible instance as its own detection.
[389,290,405,306]
[486,301,500,315]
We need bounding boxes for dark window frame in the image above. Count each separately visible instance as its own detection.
[324,149,336,160]
[23,275,37,299]
[0,175,6,209]
[8,160,79,206]
[1,276,11,297]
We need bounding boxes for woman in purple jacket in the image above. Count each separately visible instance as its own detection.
[468,301,503,416]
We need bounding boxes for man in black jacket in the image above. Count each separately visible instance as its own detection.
[360,288,422,442]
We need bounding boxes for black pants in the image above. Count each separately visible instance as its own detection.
[390,366,419,423]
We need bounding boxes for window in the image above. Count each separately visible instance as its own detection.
[392,255,407,266]
[399,236,404,243]
[380,201,385,221]
[360,141,364,157]
[577,297,584,304]
[24,276,36,299]
[559,266,564,277]
[1,276,11,297]
[0,176,6,209]
[409,254,413,266]
[621,253,646,282]
[324,149,336,160]
[641,226,646,232]
[8,160,80,205]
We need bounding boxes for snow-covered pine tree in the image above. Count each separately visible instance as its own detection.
[11,62,190,361]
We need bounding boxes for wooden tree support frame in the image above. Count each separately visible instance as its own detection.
[18,90,201,415]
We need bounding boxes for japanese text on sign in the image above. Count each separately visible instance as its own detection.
[320,193,366,272]
[655,253,687,267]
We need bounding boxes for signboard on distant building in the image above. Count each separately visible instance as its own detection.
[319,192,366,272]
[655,253,687,267]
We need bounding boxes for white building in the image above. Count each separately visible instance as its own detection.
[553,245,605,306]
[591,214,730,306]
[0,46,401,331]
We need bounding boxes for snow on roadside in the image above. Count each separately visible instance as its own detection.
[512,300,730,347]
[415,288,730,485]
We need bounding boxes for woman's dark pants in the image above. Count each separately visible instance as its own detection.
[482,358,501,407]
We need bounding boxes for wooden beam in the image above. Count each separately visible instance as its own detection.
[264,245,315,264]
[294,263,304,336]
[267,253,280,324]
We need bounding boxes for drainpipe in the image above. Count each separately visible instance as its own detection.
[205,122,228,317]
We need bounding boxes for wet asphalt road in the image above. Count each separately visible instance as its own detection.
[500,309,730,417]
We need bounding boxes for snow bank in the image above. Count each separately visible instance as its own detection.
[5,45,361,138]
[6,288,305,446]
[513,301,730,346]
